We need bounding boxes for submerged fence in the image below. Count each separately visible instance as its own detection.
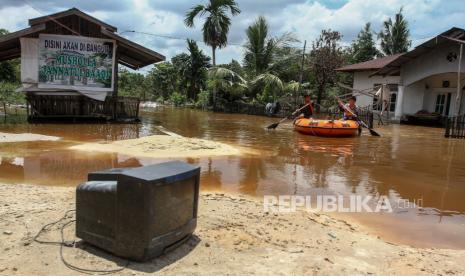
[27,95,140,122]
[445,114,465,138]
[212,101,374,128]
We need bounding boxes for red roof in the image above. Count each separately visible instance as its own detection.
[336,53,404,72]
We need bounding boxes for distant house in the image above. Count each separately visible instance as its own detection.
[337,27,465,122]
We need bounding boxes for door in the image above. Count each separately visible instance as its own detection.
[435,93,451,116]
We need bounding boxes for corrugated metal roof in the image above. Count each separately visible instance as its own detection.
[336,54,404,72]
[373,27,465,76]
[337,27,465,76]
[0,8,165,69]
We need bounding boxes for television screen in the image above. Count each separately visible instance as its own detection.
[151,177,196,236]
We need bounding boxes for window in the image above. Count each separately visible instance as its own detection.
[389,93,397,112]
[435,94,446,114]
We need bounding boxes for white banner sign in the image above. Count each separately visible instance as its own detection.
[38,34,115,92]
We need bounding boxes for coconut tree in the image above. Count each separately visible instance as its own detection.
[378,8,411,55]
[184,0,241,66]
[208,67,247,102]
[243,16,275,76]
[243,16,297,76]
[185,39,211,100]
[250,72,284,103]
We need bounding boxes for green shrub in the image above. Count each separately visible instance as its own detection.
[156,96,164,104]
[170,92,187,107]
[195,90,210,109]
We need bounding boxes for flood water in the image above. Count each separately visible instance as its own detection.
[1,107,465,249]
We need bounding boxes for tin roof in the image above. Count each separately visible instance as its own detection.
[0,8,165,69]
[336,54,404,72]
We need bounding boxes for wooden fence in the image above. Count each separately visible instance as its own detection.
[445,114,465,138]
[27,94,140,122]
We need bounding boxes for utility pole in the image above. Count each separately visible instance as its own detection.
[297,40,307,107]
[456,43,463,115]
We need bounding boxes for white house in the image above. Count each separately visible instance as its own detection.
[337,27,465,122]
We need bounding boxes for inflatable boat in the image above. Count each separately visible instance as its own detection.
[294,118,360,137]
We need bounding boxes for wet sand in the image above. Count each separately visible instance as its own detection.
[1,183,464,275]
[0,132,60,143]
[70,134,242,158]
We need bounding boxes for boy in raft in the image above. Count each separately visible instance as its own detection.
[339,96,362,135]
[339,96,359,121]
[295,95,315,119]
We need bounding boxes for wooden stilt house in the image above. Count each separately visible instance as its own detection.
[0,8,165,121]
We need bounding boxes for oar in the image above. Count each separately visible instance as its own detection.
[266,103,310,129]
[337,98,381,137]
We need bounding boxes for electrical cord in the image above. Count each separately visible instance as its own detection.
[33,209,130,275]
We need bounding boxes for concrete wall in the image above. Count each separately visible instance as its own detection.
[403,81,425,114]
[352,71,400,107]
[402,42,465,86]
[403,73,465,116]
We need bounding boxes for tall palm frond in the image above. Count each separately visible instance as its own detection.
[243,16,275,76]
[251,73,283,91]
[285,81,301,93]
[209,67,247,85]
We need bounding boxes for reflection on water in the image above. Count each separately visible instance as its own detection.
[1,107,465,248]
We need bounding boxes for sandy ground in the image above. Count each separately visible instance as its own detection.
[1,184,464,275]
[0,132,60,143]
[70,135,241,158]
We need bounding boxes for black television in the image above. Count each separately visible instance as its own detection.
[76,161,200,261]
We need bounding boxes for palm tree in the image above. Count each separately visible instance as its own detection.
[243,16,297,76]
[243,16,275,76]
[208,67,247,102]
[209,67,247,87]
[250,72,284,102]
[185,39,211,100]
[184,0,241,66]
[378,8,411,55]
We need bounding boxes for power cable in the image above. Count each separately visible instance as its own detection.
[33,209,130,274]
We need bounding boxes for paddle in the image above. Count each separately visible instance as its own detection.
[266,103,311,129]
[337,98,381,137]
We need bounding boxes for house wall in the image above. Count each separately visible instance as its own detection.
[402,73,465,116]
[402,42,465,86]
[350,41,465,118]
[403,81,425,114]
[353,71,400,107]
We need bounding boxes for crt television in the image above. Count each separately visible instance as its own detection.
[76,161,200,261]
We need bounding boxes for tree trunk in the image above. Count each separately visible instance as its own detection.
[316,85,324,112]
[212,45,216,66]
[212,45,217,107]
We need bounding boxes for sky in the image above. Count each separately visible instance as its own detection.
[0,0,464,72]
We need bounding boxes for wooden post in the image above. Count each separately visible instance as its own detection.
[456,43,463,116]
[112,43,119,120]
[297,40,307,107]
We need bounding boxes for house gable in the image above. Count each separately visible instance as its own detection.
[0,8,165,69]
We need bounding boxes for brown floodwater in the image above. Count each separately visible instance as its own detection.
[1,107,465,249]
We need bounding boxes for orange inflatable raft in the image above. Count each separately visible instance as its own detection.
[294,118,360,137]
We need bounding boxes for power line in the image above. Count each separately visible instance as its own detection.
[118,30,305,49]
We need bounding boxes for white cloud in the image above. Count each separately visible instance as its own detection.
[0,0,464,69]
[0,5,38,31]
